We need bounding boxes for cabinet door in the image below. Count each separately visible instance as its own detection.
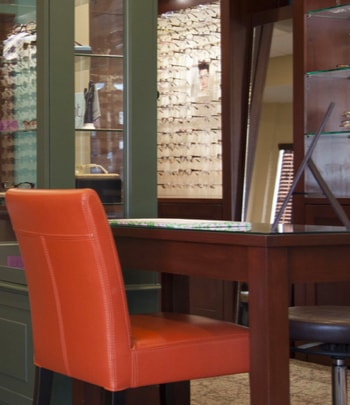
[0,246,33,405]
[75,0,124,218]
[74,0,158,220]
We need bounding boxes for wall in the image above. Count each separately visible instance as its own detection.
[247,54,293,223]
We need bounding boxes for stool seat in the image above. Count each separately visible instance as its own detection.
[289,305,350,405]
[289,306,350,344]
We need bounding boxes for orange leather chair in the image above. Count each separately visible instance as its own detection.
[6,188,249,405]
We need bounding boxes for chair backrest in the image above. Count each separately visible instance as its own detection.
[6,188,133,390]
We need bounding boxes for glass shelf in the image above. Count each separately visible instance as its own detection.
[305,131,350,136]
[0,129,37,135]
[306,67,350,78]
[75,53,123,59]
[74,127,123,133]
[308,4,350,19]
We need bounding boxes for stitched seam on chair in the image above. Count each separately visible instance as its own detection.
[131,350,138,386]
[134,335,248,350]
[18,228,94,239]
[81,193,132,384]
[130,336,249,386]
[82,198,117,382]
[40,234,71,375]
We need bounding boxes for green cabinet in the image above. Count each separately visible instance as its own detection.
[0,247,32,405]
[0,1,158,403]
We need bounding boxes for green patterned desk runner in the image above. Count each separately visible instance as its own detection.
[109,218,252,231]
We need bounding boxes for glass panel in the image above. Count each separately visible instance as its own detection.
[305,70,350,134]
[0,0,37,192]
[305,133,350,197]
[74,0,124,218]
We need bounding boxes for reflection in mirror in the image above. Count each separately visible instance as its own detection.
[243,19,293,223]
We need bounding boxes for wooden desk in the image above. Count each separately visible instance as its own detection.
[110,220,350,405]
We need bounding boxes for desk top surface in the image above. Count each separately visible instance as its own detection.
[109,218,347,235]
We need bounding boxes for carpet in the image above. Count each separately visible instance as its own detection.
[191,359,347,404]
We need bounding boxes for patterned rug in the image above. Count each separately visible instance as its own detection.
[191,359,346,405]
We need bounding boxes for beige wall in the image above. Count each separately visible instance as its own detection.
[246,54,293,223]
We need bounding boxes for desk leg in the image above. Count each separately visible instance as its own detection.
[161,273,191,404]
[161,273,190,313]
[248,247,290,405]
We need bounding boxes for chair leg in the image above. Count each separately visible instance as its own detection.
[160,382,190,405]
[104,389,126,405]
[332,358,347,405]
[33,367,54,405]
[160,383,175,405]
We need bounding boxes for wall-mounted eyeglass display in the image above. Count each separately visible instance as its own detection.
[157,1,222,198]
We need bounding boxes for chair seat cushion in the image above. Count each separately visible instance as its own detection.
[289,306,350,344]
[129,312,249,388]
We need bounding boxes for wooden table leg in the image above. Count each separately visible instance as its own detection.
[161,273,190,313]
[161,273,191,404]
[248,247,290,405]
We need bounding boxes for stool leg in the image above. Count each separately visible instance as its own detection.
[332,358,347,405]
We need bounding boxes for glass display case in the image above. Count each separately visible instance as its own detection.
[292,0,350,307]
[303,4,350,197]
[75,0,124,218]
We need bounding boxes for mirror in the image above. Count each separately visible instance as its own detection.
[243,18,293,223]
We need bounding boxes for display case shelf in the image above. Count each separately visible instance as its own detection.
[74,127,123,132]
[306,131,350,135]
[306,67,350,77]
[75,53,123,59]
[301,2,350,199]
[308,4,350,18]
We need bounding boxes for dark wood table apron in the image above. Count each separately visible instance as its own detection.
[111,223,350,405]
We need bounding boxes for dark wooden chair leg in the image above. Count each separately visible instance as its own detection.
[160,383,172,405]
[160,382,190,405]
[33,367,54,405]
[104,389,126,405]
